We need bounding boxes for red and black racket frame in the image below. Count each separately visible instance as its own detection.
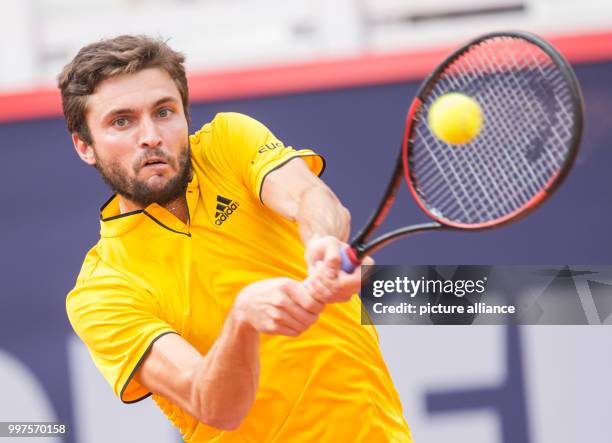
[340,31,584,272]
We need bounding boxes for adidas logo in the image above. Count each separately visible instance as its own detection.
[215,195,240,226]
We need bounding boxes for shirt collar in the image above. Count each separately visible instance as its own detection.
[99,170,198,238]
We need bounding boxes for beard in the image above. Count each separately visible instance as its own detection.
[94,144,192,208]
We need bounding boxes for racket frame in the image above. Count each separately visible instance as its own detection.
[349,30,584,260]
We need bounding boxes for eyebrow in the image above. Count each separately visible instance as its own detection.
[103,96,180,120]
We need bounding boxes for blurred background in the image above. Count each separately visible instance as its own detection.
[1,0,611,442]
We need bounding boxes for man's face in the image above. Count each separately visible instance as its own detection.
[78,67,191,207]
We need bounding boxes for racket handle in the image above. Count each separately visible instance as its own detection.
[340,247,361,273]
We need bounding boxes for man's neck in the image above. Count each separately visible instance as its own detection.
[118,195,189,224]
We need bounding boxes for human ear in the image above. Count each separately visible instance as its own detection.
[72,133,96,165]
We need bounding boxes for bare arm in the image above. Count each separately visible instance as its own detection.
[261,157,372,303]
[135,278,323,430]
[136,312,258,431]
[261,158,351,244]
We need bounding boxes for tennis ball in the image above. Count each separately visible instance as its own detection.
[427,93,483,144]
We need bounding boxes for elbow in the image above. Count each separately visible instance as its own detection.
[190,380,256,432]
[201,414,246,432]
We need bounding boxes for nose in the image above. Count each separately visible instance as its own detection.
[138,116,162,149]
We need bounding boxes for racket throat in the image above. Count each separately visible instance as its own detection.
[354,221,444,258]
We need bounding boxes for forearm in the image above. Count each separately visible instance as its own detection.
[190,309,260,430]
[296,185,351,244]
[138,279,318,431]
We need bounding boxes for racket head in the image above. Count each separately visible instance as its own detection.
[403,31,584,230]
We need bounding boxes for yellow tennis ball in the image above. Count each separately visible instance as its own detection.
[427,93,483,144]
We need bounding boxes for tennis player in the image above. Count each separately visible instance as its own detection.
[61,35,412,442]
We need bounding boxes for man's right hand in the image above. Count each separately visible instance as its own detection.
[232,278,325,337]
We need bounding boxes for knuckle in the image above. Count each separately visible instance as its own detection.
[327,254,341,264]
[305,299,321,313]
[317,286,332,298]
[313,288,331,301]
[307,278,321,291]
[272,294,288,308]
[341,293,354,302]
[265,319,278,332]
[305,313,319,326]
[280,279,298,292]
[315,292,331,303]
[277,280,291,293]
[267,307,281,321]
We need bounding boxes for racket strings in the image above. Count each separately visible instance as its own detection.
[411,36,577,225]
[453,41,556,211]
[446,52,529,213]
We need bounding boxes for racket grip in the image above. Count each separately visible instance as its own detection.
[340,247,361,273]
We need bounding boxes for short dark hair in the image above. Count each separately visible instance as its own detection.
[57,35,189,145]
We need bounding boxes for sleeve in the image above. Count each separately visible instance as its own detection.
[193,112,325,200]
[66,260,177,403]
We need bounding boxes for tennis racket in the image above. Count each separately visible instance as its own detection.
[340,31,584,272]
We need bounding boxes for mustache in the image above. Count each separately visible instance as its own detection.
[135,149,173,170]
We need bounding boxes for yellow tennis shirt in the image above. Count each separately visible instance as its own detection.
[66,112,412,442]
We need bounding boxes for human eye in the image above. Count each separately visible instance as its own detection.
[112,117,130,128]
[158,107,173,118]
